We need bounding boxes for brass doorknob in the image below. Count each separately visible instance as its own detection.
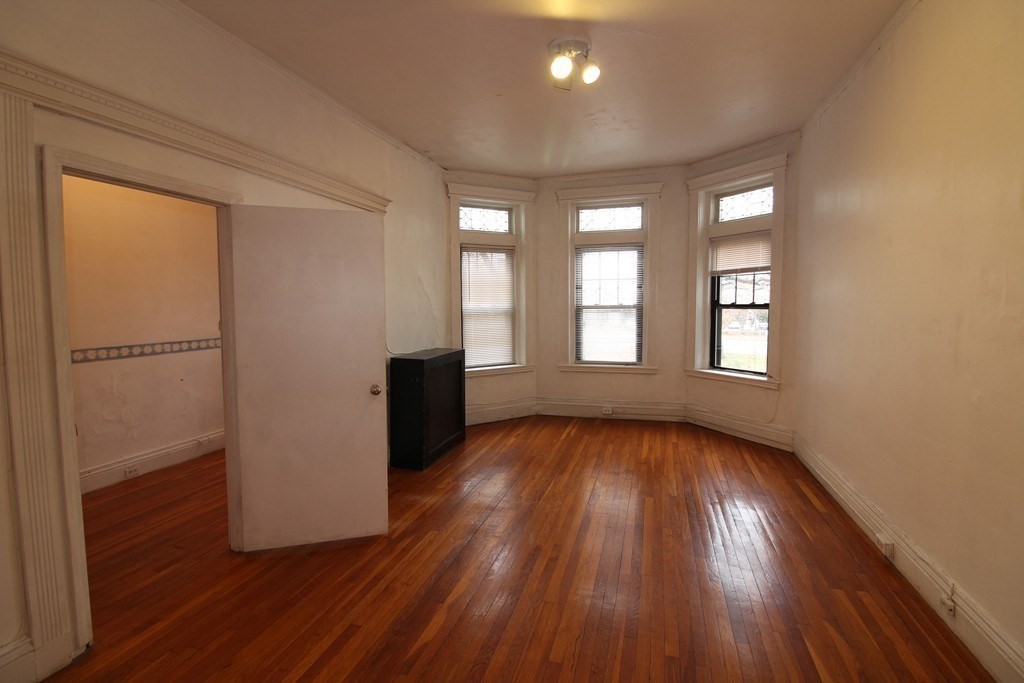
[370,384,382,396]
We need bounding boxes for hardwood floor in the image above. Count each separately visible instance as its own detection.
[50,416,991,682]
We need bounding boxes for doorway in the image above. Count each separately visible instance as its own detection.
[61,175,225,494]
[42,148,243,653]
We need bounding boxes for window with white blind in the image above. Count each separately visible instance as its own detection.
[559,186,660,368]
[686,155,785,384]
[575,246,644,363]
[461,247,515,368]
[448,185,534,372]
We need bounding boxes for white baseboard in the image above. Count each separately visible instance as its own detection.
[0,638,35,683]
[684,403,793,451]
[532,397,794,451]
[793,433,1024,683]
[466,397,537,426]
[79,430,225,493]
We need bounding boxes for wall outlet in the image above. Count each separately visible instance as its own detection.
[875,534,895,562]
[123,466,141,480]
[601,407,613,415]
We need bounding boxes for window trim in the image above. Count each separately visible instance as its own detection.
[448,183,535,371]
[558,183,662,369]
[686,156,786,385]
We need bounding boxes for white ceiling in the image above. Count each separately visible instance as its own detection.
[179,0,903,177]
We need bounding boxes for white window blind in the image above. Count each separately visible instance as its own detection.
[709,231,771,276]
[461,247,515,368]
[574,246,643,363]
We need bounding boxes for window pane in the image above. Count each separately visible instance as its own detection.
[578,308,638,363]
[461,248,514,367]
[716,308,768,373]
[717,186,773,222]
[575,246,643,364]
[735,273,754,305]
[578,249,639,306]
[753,272,771,304]
[718,275,736,305]
[578,205,643,232]
[459,205,511,233]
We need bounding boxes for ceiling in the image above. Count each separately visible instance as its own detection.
[179,0,903,178]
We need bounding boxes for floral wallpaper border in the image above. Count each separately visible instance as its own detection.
[71,337,222,364]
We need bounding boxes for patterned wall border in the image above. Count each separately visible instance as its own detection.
[71,337,221,364]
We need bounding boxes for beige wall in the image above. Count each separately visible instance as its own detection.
[794,0,1024,672]
[63,176,223,485]
[0,0,448,677]
[0,0,449,354]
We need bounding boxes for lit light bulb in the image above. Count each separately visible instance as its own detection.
[581,62,601,85]
[550,54,573,80]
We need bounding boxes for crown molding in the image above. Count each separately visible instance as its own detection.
[0,50,391,213]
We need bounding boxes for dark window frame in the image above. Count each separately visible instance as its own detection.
[709,271,770,375]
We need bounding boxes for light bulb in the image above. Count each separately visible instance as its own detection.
[550,54,573,80]
[581,62,601,85]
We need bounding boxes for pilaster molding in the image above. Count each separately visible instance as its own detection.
[0,92,74,677]
[0,50,390,213]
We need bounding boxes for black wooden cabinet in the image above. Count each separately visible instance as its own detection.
[388,348,466,470]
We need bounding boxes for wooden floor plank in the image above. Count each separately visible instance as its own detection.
[48,416,994,682]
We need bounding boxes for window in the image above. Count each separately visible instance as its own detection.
[709,231,771,374]
[461,247,515,367]
[448,183,535,371]
[686,156,785,384]
[575,246,643,363]
[558,183,661,369]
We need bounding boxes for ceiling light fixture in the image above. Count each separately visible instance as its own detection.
[547,35,601,91]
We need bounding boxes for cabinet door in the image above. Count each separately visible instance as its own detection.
[223,205,386,551]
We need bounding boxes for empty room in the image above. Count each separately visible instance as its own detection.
[0,0,1020,681]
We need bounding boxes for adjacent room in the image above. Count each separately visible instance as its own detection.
[0,0,1020,681]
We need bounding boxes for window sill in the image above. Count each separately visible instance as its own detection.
[685,368,780,390]
[466,364,535,378]
[558,363,659,375]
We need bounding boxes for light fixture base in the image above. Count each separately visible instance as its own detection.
[547,35,591,61]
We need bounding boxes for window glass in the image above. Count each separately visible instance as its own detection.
[712,271,770,374]
[459,205,511,233]
[578,205,643,232]
[717,186,773,222]
[575,247,643,363]
[461,248,515,367]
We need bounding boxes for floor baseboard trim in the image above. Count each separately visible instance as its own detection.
[0,638,34,683]
[79,430,225,493]
[684,403,793,451]
[792,433,1024,682]
[531,397,793,451]
[466,398,537,426]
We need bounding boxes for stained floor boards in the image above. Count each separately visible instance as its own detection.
[49,416,992,681]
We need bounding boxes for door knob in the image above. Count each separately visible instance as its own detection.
[370,384,382,396]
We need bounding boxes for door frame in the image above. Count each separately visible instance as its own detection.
[41,146,242,651]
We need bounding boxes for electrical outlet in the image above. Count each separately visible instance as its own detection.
[123,466,141,480]
[601,407,613,415]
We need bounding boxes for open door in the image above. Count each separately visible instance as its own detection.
[221,205,388,551]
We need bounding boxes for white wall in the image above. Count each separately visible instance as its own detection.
[0,0,448,678]
[0,0,449,354]
[62,176,223,490]
[794,0,1024,676]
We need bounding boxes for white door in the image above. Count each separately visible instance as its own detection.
[221,205,387,551]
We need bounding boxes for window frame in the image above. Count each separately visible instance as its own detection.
[448,183,535,373]
[685,156,786,388]
[557,183,662,371]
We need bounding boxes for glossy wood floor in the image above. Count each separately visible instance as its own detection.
[51,416,991,682]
